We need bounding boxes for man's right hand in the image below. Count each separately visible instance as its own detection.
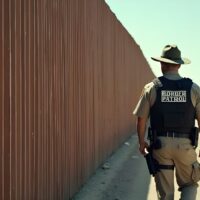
[139,141,149,155]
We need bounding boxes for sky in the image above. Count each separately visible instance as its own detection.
[105,0,200,85]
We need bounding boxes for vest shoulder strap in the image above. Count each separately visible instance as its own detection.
[179,77,193,89]
[183,77,193,84]
[152,77,163,89]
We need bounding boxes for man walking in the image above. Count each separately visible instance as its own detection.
[133,45,200,200]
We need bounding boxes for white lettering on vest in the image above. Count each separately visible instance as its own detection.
[161,90,187,102]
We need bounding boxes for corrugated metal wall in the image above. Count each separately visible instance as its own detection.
[0,0,155,199]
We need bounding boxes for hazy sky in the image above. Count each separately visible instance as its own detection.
[105,0,200,85]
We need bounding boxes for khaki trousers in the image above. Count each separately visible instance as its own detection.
[153,137,200,200]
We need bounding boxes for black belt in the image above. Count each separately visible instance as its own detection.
[157,131,190,138]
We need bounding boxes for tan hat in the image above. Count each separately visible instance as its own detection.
[151,45,191,64]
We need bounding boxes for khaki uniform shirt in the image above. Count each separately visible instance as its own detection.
[133,71,200,122]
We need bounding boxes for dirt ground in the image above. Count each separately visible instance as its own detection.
[72,135,200,200]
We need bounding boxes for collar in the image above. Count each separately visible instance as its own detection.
[163,71,183,80]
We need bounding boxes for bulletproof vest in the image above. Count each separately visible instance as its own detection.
[150,76,195,133]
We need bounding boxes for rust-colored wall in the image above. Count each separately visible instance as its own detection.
[0,0,154,199]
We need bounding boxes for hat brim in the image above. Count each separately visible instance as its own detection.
[151,56,191,65]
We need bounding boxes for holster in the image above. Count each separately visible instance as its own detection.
[148,127,162,150]
[145,128,161,176]
[145,148,159,176]
[190,127,199,148]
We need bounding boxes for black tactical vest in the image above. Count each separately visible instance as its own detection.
[150,76,195,133]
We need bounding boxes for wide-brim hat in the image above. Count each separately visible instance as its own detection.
[151,45,191,65]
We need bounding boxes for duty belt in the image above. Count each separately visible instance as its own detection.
[156,131,190,138]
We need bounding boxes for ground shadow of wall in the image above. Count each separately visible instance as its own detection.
[72,135,151,200]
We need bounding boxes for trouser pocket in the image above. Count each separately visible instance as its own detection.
[191,161,200,182]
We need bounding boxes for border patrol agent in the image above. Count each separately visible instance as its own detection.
[133,45,200,200]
